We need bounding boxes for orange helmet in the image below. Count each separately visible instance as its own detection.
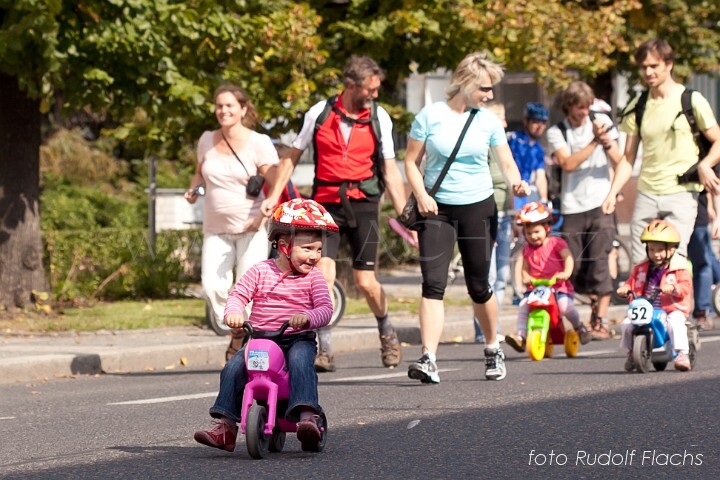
[640,219,680,245]
[268,198,339,241]
[516,202,552,226]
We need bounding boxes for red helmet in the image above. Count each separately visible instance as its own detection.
[268,199,339,241]
[516,202,552,226]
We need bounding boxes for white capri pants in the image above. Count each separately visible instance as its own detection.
[202,230,269,324]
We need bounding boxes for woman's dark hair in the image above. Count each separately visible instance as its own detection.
[213,84,259,128]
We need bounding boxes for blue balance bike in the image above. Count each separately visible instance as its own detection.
[625,291,699,373]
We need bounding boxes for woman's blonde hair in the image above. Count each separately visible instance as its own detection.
[213,84,259,128]
[446,52,504,100]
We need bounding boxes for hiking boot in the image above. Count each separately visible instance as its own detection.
[407,353,440,384]
[314,351,336,373]
[484,346,507,381]
[577,325,592,345]
[674,352,691,372]
[380,330,402,368]
[194,418,237,452]
[624,351,635,372]
[505,334,526,353]
[696,315,714,331]
[296,415,322,452]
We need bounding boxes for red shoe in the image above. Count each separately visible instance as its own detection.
[194,419,237,452]
[296,415,322,452]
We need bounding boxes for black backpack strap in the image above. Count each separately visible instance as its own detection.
[681,88,712,160]
[369,100,386,193]
[556,120,567,142]
[618,91,649,139]
[314,95,336,133]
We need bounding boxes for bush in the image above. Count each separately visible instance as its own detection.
[43,227,202,304]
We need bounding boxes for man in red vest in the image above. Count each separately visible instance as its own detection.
[263,55,409,372]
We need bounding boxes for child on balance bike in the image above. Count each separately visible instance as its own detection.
[616,219,693,372]
[194,198,338,452]
[505,202,592,352]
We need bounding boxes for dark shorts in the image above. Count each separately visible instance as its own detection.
[561,207,615,295]
[321,200,381,271]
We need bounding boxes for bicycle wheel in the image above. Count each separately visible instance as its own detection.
[206,302,231,336]
[327,280,346,328]
[610,236,632,305]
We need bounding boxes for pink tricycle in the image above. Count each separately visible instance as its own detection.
[240,321,328,459]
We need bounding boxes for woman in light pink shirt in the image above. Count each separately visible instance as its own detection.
[185,84,279,356]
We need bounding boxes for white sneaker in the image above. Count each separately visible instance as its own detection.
[407,353,440,384]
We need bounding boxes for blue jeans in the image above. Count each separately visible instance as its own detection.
[209,332,320,423]
[475,213,512,340]
[688,226,719,316]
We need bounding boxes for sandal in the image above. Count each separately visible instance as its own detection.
[225,328,247,362]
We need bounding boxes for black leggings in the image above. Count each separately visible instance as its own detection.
[418,197,497,303]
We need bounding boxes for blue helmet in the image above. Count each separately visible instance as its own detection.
[524,102,549,122]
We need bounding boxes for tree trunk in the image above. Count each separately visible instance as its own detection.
[0,73,48,311]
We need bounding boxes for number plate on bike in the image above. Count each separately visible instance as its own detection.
[248,349,270,371]
[628,298,653,326]
[528,286,551,303]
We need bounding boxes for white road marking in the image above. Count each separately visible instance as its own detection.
[108,392,216,405]
[0,416,16,420]
[323,368,462,383]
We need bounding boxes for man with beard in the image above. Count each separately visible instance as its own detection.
[262,55,408,372]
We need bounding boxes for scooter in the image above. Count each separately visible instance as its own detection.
[625,291,699,373]
[525,278,580,361]
[240,321,328,459]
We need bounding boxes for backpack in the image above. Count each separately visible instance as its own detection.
[311,95,386,196]
[621,88,713,162]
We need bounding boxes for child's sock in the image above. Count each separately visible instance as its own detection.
[376,314,394,336]
[486,341,501,350]
[425,351,436,363]
[318,327,333,354]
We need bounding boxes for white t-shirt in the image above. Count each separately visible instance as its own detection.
[546,113,618,215]
[292,99,396,160]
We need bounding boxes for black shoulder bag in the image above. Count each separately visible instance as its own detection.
[221,132,265,197]
[397,109,478,231]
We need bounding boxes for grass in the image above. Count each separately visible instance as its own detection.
[1,295,472,334]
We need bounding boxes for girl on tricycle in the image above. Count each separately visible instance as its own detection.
[505,202,592,357]
[194,198,337,456]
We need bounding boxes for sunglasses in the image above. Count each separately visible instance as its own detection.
[478,85,494,93]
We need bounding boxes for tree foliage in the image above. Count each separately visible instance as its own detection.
[1,0,720,309]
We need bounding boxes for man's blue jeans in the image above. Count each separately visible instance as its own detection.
[688,225,719,316]
[209,331,320,423]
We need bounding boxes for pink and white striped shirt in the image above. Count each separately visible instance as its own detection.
[224,259,332,333]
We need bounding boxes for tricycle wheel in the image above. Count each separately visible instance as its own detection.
[544,341,554,358]
[269,429,286,453]
[246,403,270,459]
[564,329,579,358]
[317,412,328,452]
[527,330,545,361]
[688,341,697,369]
[633,335,650,373]
[653,362,667,371]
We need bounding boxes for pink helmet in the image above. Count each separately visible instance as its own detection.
[516,202,552,226]
[268,198,339,241]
